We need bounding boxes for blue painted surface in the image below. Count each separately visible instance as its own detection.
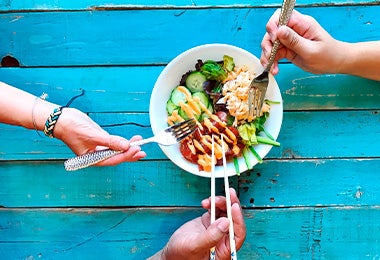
[0,0,380,259]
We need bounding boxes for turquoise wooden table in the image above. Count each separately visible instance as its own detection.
[1,0,380,259]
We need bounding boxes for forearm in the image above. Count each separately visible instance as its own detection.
[338,41,380,81]
[0,82,58,131]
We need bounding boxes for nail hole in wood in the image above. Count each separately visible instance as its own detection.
[1,55,20,67]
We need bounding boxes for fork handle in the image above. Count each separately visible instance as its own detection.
[265,0,296,71]
[265,39,281,72]
[64,149,121,171]
[63,139,152,171]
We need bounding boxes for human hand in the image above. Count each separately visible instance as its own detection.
[155,188,246,260]
[260,9,345,75]
[54,107,146,165]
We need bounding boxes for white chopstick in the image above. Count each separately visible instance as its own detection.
[221,135,237,260]
[210,135,216,260]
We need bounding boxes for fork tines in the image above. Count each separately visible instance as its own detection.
[248,74,268,119]
[248,87,259,119]
[168,118,197,142]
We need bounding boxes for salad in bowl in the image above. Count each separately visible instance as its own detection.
[149,44,283,177]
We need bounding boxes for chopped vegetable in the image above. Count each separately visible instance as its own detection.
[186,71,207,92]
[223,55,235,72]
[200,60,228,82]
[237,122,258,146]
[249,146,263,164]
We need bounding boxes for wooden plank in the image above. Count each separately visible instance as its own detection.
[0,6,379,66]
[239,158,380,208]
[0,66,161,113]
[1,206,380,259]
[0,0,378,11]
[1,109,379,160]
[0,158,379,207]
[0,159,238,207]
[0,66,379,113]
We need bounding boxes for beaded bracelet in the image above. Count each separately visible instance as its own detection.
[42,89,85,138]
[44,106,64,138]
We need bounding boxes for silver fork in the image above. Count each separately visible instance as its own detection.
[248,0,296,118]
[64,118,197,171]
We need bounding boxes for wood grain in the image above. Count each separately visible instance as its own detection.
[0,1,379,259]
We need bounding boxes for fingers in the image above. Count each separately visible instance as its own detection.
[97,135,146,165]
[276,26,303,57]
[194,217,230,251]
[260,9,302,74]
[201,188,246,253]
[202,188,239,211]
[231,202,246,250]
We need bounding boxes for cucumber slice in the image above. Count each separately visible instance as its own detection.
[192,91,210,108]
[178,108,190,120]
[170,86,191,106]
[166,99,178,115]
[179,108,200,121]
[186,71,207,92]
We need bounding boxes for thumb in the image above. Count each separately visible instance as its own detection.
[196,218,230,250]
[277,25,307,55]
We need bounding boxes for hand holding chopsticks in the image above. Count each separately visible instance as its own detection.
[149,135,246,260]
[208,135,245,260]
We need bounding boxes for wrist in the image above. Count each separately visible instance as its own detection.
[52,107,77,141]
[31,98,60,132]
[330,41,354,75]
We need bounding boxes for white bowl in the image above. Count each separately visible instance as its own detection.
[149,43,283,178]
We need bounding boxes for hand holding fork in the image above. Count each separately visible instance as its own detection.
[64,118,197,171]
[248,0,296,118]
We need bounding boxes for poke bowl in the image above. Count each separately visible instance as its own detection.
[149,43,283,177]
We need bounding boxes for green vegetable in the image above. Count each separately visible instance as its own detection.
[223,55,235,72]
[249,146,263,163]
[166,99,178,115]
[200,60,227,82]
[186,71,207,92]
[237,122,258,146]
[242,147,254,169]
[233,157,240,175]
[252,112,275,141]
[257,136,280,147]
[170,86,191,106]
[238,114,281,147]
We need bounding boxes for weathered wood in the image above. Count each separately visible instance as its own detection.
[1,109,379,160]
[0,6,379,66]
[1,206,380,259]
[0,158,379,208]
[0,66,379,114]
[0,0,378,11]
[0,1,379,258]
